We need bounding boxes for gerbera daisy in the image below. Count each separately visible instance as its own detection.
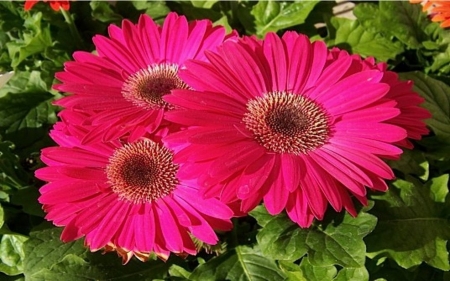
[326,48,431,150]
[54,12,236,144]
[24,0,70,11]
[35,111,233,263]
[410,0,450,28]
[163,32,430,227]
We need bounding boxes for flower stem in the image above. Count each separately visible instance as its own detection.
[60,8,84,50]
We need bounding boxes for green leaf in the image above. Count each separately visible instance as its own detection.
[327,17,404,62]
[251,206,377,267]
[90,1,123,24]
[190,0,218,9]
[426,26,450,74]
[168,264,191,280]
[399,72,450,143]
[250,205,278,227]
[0,205,3,229]
[0,140,31,191]
[131,0,169,22]
[251,0,319,37]
[0,234,28,276]
[23,227,171,281]
[333,266,369,281]
[0,71,58,148]
[6,13,53,68]
[278,260,308,281]
[189,245,285,281]
[353,1,429,49]
[299,257,337,281]
[366,175,450,270]
[388,150,429,181]
[10,187,45,217]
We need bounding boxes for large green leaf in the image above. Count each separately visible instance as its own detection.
[399,72,450,143]
[0,71,58,148]
[0,234,28,276]
[388,149,429,181]
[251,0,319,37]
[278,257,369,281]
[189,245,285,281]
[6,13,53,68]
[366,175,450,270]
[23,227,172,281]
[250,206,377,267]
[0,140,31,191]
[353,1,429,49]
[327,17,404,62]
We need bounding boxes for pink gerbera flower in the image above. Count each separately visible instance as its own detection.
[53,12,236,143]
[326,48,431,150]
[163,32,430,227]
[35,111,233,263]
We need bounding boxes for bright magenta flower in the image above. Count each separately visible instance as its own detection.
[35,111,233,263]
[54,12,236,144]
[163,32,430,227]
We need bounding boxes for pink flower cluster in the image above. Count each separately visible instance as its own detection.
[36,12,430,263]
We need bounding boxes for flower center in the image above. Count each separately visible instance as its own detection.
[243,92,330,155]
[106,140,179,204]
[122,63,190,110]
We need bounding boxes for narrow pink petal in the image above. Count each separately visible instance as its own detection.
[208,142,265,179]
[89,200,129,250]
[41,147,109,167]
[161,13,189,62]
[322,83,390,116]
[329,137,403,156]
[35,166,106,182]
[307,56,353,99]
[116,205,139,250]
[178,20,208,62]
[135,204,156,252]
[305,159,343,212]
[122,20,148,69]
[139,14,161,64]
[284,32,313,93]
[175,187,233,220]
[61,218,84,242]
[155,200,184,252]
[281,154,303,192]
[237,154,275,200]
[167,89,246,114]
[39,181,101,204]
[309,151,367,197]
[325,144,394,179]
[220,41,267,98]
[263,32,288,90]
[165,109,240,127]
[75,194,118,236]
[263,159,289,215]
[304,41,328,90]
[333,122,407,143]
[301,168,328,220]
[94,35,139,75]
[286,189,314,228]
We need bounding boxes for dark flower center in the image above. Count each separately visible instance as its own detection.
[122,64,190,110]
[106,140,179,203]
[243,92,330,155]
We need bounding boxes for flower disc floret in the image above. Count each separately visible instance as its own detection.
[122,64,189,110]
[107,140,179,204]
[243,91,329,155]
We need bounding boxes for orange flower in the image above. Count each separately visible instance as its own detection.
[410,0,450,28]
[24,0,70,11]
